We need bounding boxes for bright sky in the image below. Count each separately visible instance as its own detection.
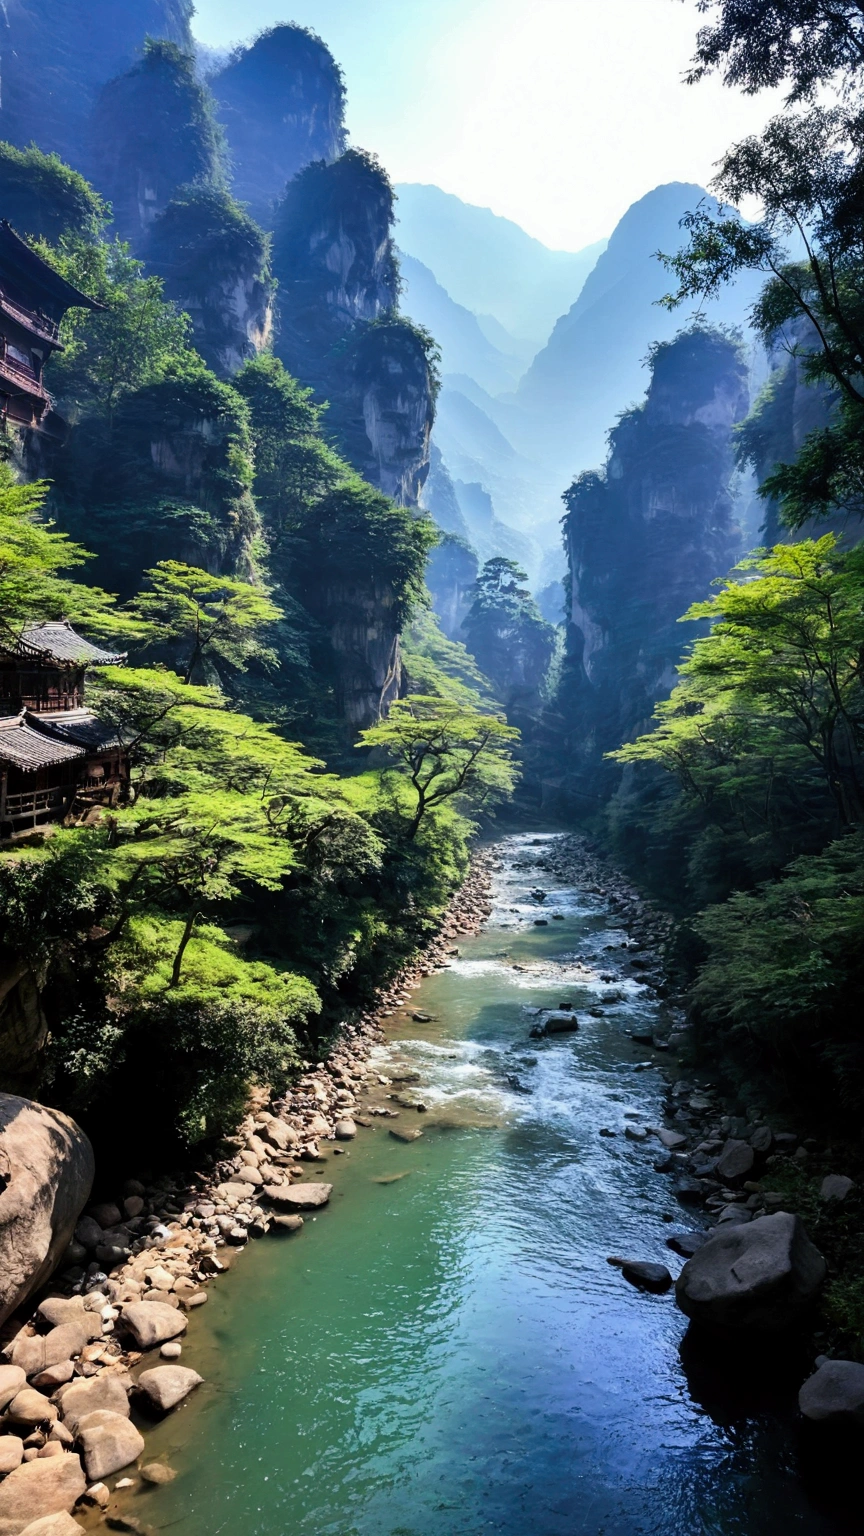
[192,0,778,251]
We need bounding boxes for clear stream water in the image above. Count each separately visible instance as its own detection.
[127,834,854,1536]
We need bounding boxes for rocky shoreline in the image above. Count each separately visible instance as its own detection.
[0,855,494,1534]
[2,832,862,1533]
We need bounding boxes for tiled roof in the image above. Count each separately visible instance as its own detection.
[28,709,125,753]
[0,712,86,772]
[13,622,126,667]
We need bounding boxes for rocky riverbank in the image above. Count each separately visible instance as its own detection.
[0,856,494,1534]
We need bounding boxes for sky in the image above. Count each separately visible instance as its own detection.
[192,0,779,252]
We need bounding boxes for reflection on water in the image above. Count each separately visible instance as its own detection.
[130,834,854,1536]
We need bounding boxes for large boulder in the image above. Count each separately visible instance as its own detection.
[137,1365,202,1412]
[18,1515,85,1536]
[7,1321,100,1380]
[799,1360,864,1426]
[715,1138,755,1184]
[0,1096,94,1328]
[75,1411,144,1483]
[120,1303,187,1350]
[57,1374,129,1436]
[0,1454,86,1536]
[675,1212,826,1332]
[0,1366,26,1411]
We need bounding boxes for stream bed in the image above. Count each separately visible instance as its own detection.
[129,833,853,1536]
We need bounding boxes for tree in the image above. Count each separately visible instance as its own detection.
[683,1,864,101]
[358,695,519,838]
[611,536,864,831]
[126,562,282,684]
[39,234,195,422]
[0,465,132,636]
[462,558,557,707]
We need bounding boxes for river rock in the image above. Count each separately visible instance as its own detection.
[31,1365,74,1392]
[140,1464,176,1485]
[270,1215,303,1233]
[18,1515,85,1536]
[76,1412,144,1482]
[87,1205,120,1231]
[0,1366,26,1412]
[0,1455,86,1536]
[657,1130,687,1150]
[799,1359,864,1425]
[268,1184,331,1211]
[71,1220,101,1252]
[675,1212,827,1332]
[0,1097,95,1330]
[715,1139,755,1183]
[57,1375,129,1435]
[259,1120,297,1152]
[8,1322,99,1380]
[120,1304,187,1350]
[819,1175,854,1202]
[136,1367,202,1413]
[749,1126,773,1154]
[334,1121,356,1141]
[0,1440,23,1475]
[621,1262,673,1294]
[540,1012,579,1034]
[6,1391,57,1429]
[389,1128,422,1143]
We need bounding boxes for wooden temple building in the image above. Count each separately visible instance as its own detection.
[0,219,104,436]
[0,623,129,840]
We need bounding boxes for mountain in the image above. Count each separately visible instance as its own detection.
[394,183,606,348]
[399,253,521,395]
[514,182,763,480]
[0,1,193,165]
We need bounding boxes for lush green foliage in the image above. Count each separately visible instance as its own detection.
[685,2,864,101]
[359,694,519,838]
[127,562,281,684]
[462,557,557,716]
[0,142,108,243]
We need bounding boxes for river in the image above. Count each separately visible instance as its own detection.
[127,833,853,1536]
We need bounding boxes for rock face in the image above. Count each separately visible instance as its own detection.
[0,961,48,1099]
[146,188,273,377]
[675,1213,827,1332]
[799,1359,864,1426]
[560,327,748,793]
[0,1453,86,1536]
[212,25,346,228]
[272,149,434,510]
[0,1095,95,1328]
[87,38,223,246]
[424,532,479,642]
[0,1,193,167]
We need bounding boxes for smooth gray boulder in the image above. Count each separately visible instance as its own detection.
[715,1139,755,1183]
[265,1183,331,1210]
[18,1515,85,1536]
[120,1303,187,1350]
[0,1365,26,1411]
[0,1096,94,1328]
[76,1410,144,1482]
[819,1175,855,1203]
[676,1212,826,1332]
[57,1374,129,1436]
[799,1359,864,1425]
[137,1365,202,1412]
[0,1454,86,1536]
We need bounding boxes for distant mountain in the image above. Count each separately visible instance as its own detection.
[394,183,606,348]
[514,182,763,479]
[399,254,520,395]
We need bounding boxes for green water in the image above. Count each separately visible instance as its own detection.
[129,835,853,1536]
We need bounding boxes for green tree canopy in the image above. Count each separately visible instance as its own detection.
[684,1,864,100]
[126,561,282,684]
[462,557,557,708]
[611,535,864,830]
[358,694,520,838]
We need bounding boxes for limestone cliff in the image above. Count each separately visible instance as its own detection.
[146,188,273,377]
[561,327,748,784]
[271,149,435,510]
[0,1,193,167]
[88,40,224,247]
[212,25,346,228]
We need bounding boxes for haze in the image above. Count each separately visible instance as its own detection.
[193,0,778,250]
